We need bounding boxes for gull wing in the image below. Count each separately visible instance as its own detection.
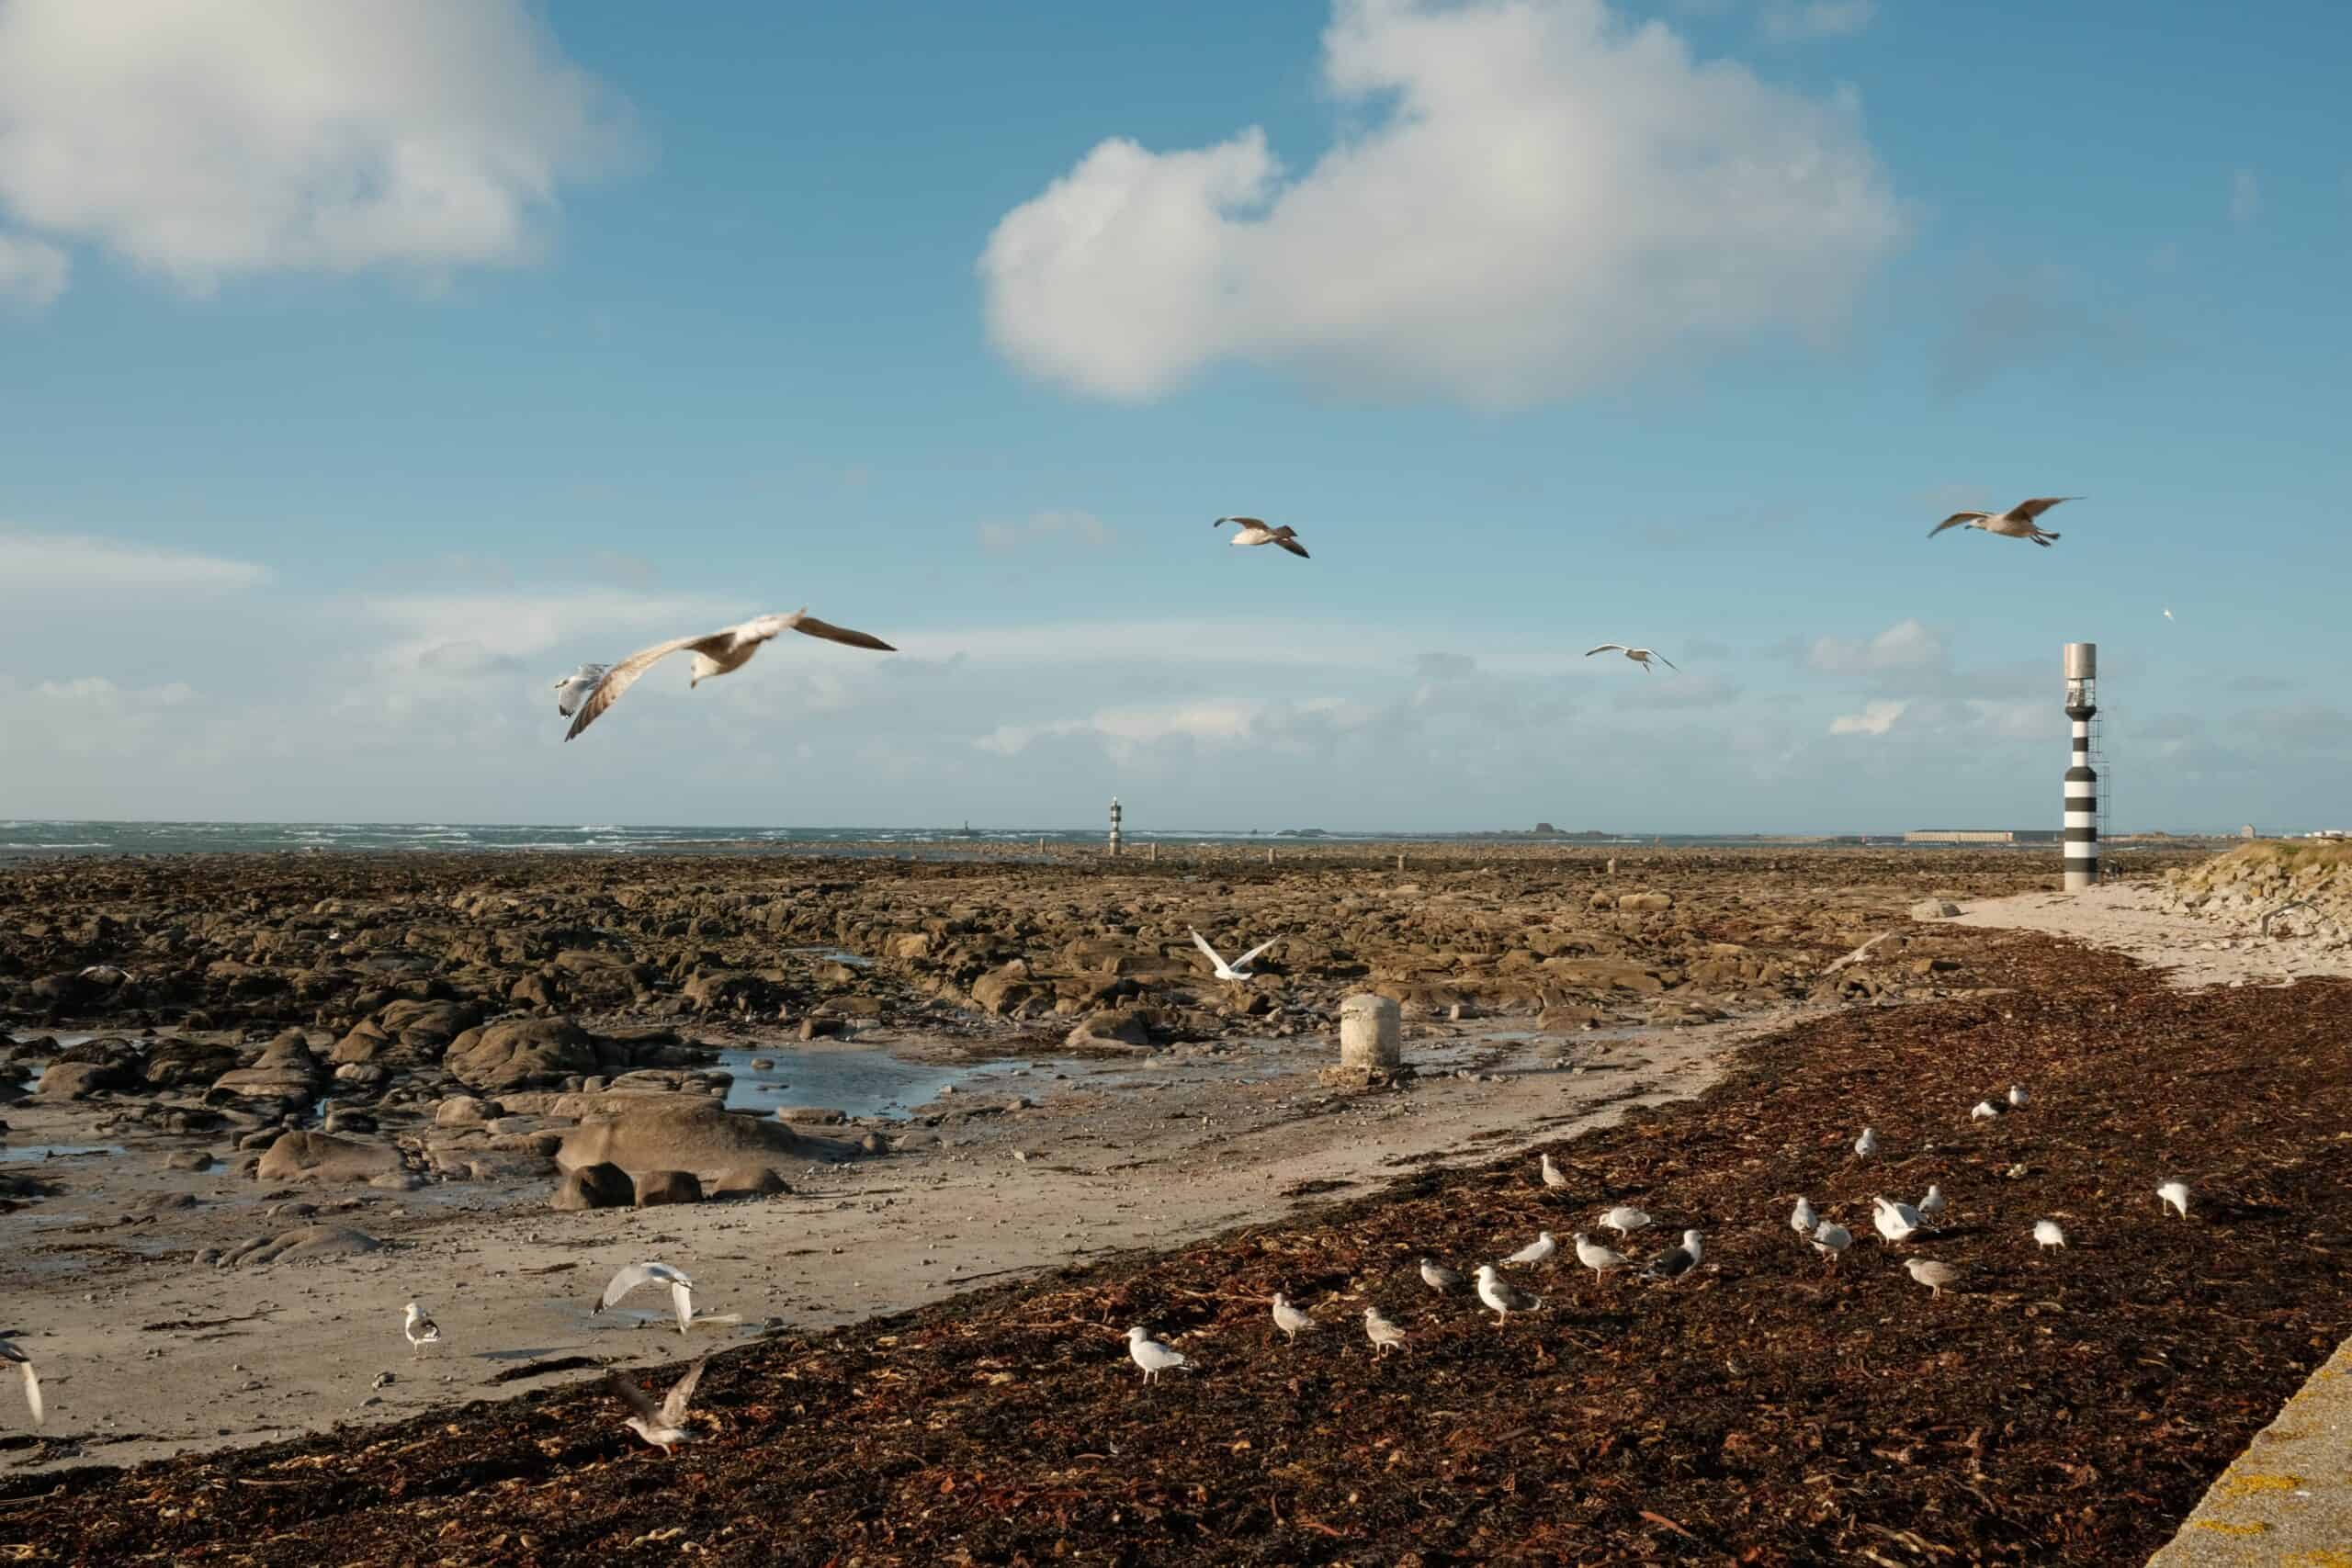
[1585,644,1628,657]
[1188,928,1230,972]
[606,1369,663,1425]
[1928,513,1986,537]
[1272,531,1310,558]
[1231,937,1280,969]
[2007,496,2078,521]
[660,1357,709,1426]
[792,614,896,652]
[1651,651,1679,671]
[598,1261,689,1313]
[16,1359,40,1427]
[671,1280,695,1335]
[1214,516,1264,529]
[564,634,729,741]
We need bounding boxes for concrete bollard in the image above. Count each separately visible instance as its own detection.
[1606,857,1617,878]
[1339,994,1402,1073]
[1396,852,1406,872]
[1268,848,1276,866]
[1148,842,1159,863]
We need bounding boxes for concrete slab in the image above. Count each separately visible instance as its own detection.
[2147,1335,2352,1566]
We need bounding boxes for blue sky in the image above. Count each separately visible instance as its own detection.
[1,0,2346,833]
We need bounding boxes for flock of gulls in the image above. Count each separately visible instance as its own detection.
[1123,1077,2203,1385]
[548,499,2083,740]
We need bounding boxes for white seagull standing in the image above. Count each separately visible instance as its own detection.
[1600,1205,1652,1236]
[1917,1185,1947,1225]
[1853,1127,1881,1160]
[1573,1233,1629,1287]
[1584,643,1678,673]
[1928,496,2076,547]
[1419,1258,1464,1293]
[2033,1219,2068,1253]
[561,608,895,741]
[1812,1220,1852,1265]
[2158,1180,2192,1219]
[1506,1230,1558,1268]
[1473,1265,1544,1326]
[1790,1197,1818,1238]
[608,1357,708,1457]
[1212,515,1310,558]
[0,1337,41,1427]
[1540,1155,1571,1191]
[1363,1306,1408,1356]
[1643,1230,1704,1282]
[1126,1325,1193,1384]
[596,1262,697,1336]
[1188,928,1278,982]
[402,1301,443,1359]
[1271,1293,1314,1344]
[2008,1084,2029,1109]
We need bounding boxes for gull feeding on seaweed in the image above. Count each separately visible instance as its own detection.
[1418,1258,1463,1293]
[2033,1219,2068,1252]
[560,608,895,740]
[1573,1233,1629,1287]
[2158,1180,2192,1219]
[1600,1205,1652,1236]
[1642,1230,1704,1282]
[1812,1220,1852,1265]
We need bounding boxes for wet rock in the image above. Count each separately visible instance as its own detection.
[634,1168,704,1206]
[550,1160,633,1211]
[213,1032,328,1110]
[164,1151,216,1172]
[36,1058,133,1100]
[444,1017,597,1091]
[774,1106,848,1124]
[136,1190,201,1213]
[1065,1006,1155,1049]
[141,1038,240,1089]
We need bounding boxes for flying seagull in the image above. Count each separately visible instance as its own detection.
[402,1301,442,1359]
[597,1262,698,1336]
[0,1337,41,1427]
[1418,1257,1464,1293]
[1271,1293,1314,1344]
[1474,1265,1544,1326]
[562,608,895,740]
[608,1356,708,1456]
[1928,496,2076,547]
[1126,1325,1192,1384]
[1584,644,1678,673]
[1213,516,1310,558]
[554,663,608,718]
[1188,928,1277,982]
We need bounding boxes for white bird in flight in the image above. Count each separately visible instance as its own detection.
[596,1262,697,1336]
[1585,643,1678,673]
[1126,1325,1193,1383]
[1271,1293,1314,1344]
[402,1301,442,1359]
[1213,515,1310,558]
[553,663,608,718]
[1474,1265,1544,1325]
[0,1337,41,1427]
[2158,1180,2192,1219]
[1188,928,1278,982]
[1363,1305,1408,1356]
[1506,1230,1558,1267]
[1928,496,2076,547]
[1811,1220,1852,1264]
[608,1356,708,1456]
[2033,1219,2068,1252]
[561,608,895,740]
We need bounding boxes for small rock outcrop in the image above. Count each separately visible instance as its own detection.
[254,1130,405,1185]
[550,1160,634,1211]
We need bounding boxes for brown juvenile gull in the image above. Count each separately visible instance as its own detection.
[1584,643,1678,673]
[1928,496,2076,547]
[562,608,895,740]
[0,1337,41,1427]
[1363,1305,1408,1356]
[1905,1258,1962,1298]
[609,1356,708,1456]
[1540,1154,1571,1191]
[1213,515,1310,558]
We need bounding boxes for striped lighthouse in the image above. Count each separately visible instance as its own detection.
[2063,642,2098,890]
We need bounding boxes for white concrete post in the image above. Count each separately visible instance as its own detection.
[1339,994,1401,1073]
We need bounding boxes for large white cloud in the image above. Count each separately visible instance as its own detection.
[0,0,629,299]
[979,0,1902,404]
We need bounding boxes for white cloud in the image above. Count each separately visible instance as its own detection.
[0,526,270,592]
[1807,617,1943,675]
[1829,698,1906,736]
[978,699,1273,758]
[0,0,630,298]
[1759,1,1875,40]
[0,228,65,307]
[2229,168,2261,227]
[979,0,1903,406]
[978,509,1114,553]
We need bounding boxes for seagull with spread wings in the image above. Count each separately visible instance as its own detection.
[596,1261,698,1335]
[1585,644,1678,673]
[1189,927,1278,982]
[609,1357,709,1456]
[1213,516,1311,558]
[561,608,894,740]
[1928,496,2076,547]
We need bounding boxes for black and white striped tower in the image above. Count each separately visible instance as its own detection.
[1108,796,1123,858]
[2064,642,2098,890]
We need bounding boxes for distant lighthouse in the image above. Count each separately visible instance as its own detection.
[2064,643,2098,890]
[1108,797,1123,858]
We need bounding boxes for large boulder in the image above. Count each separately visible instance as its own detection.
[36,1058,133,1100]
[550,1161,634,1211]
[212,1031,329,1109]
[253,1129,405,1185]
[556,1100,813,1182]
[142,1038,241,1089]
[444,1017,598,1091]
[634,1168,704,1207]
[434,1094,502,1126]
[712,1164,791,1200]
